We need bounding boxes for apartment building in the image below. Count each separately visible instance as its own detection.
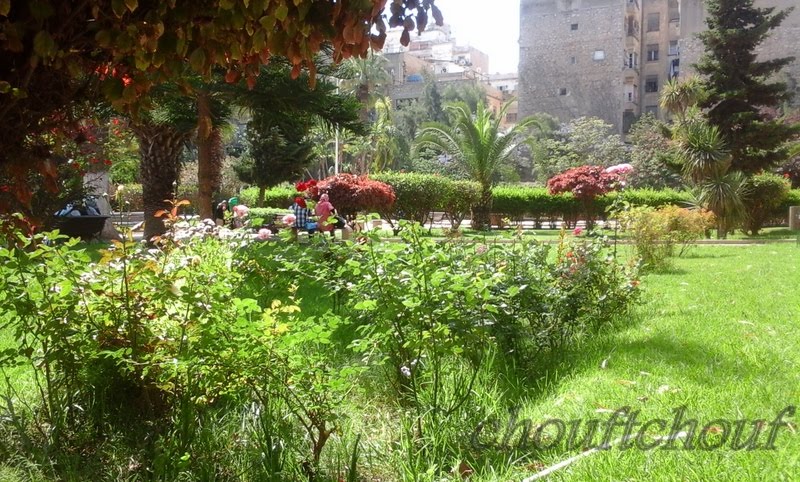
[518,0,800,134]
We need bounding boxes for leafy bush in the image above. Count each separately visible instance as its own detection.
[326,223,640,436]
[620,206,714,269]
[441,179,480,230]
[741,172,790,235]
[494,231,640,355]
[547,166,622,228]
[372,172,451,224]
[317,174,395,220]
[239,185,299,208]
[0,224,359,479]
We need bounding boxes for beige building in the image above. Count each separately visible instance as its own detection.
[518,0,800,134]
[382,25,518,128]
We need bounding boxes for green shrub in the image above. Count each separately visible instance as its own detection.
[741,173,791,235]
[239,185,299,208]
[620,205,714,269]
[491,185,536,220]
[372,172,451,224]
[441,179,480,230]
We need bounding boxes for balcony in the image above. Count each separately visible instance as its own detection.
[626,0,640,14]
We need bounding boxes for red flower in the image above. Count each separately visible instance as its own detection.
[103,159,112,166]
[112,118,120,126]
[0,185,9,192]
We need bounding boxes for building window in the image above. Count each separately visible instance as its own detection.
[627,52,637,68]
[647,44,659,61]
[571,23,578,30]
[571,56,576,64]
[669,40,679,56]
[592,50,605,61]
[645,105,658,115]
[559,88,567,96]
[647,12,660,32]
[645,75,658,93]
[668,0,680,22]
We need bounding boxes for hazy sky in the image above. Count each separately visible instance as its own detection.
[433,0,521,74]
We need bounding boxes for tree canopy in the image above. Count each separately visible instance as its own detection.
[695,0,799,173]
[0,0,443,208]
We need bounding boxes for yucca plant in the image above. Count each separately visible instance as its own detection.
[693,170,749,239]
[677,121,731,183]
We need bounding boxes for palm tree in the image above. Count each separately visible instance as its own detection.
[694,170,749,239]
[338,52,391,122]
[677,121,731,183]
[415,102,538,230]
[129,85,198,240]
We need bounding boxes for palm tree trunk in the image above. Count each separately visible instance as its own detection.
[133,124,191,241]
[196,92,223,220]
[472,184,493,231]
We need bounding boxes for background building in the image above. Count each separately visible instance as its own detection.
[383,25,519,128]
[518,0,800,134]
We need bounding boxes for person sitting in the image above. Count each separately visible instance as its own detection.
[314,193,336,238]
[289,197,314,239]
[214,199,228,226]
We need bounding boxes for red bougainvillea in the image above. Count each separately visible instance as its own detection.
[546,165,621,200]
[317,174,395,219]
[295,179,320,199]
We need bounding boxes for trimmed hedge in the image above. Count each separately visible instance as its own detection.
[372,172,452,224]
[111,180,800,228]
[239,186,299,209]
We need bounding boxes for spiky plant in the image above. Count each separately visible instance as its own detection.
[415,102,539,230]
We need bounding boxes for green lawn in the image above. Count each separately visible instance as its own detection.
[492,244,800,481]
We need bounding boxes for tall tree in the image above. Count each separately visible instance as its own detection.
[129,86,197,240]
[0,0,444,209]
[233,61,364,200]
[695,0,799,173]
[415,102,537,230]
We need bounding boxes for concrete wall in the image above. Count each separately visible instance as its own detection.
[519,0,627,132]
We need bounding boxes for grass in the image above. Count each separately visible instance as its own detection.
[2,242,799,481]
[487,244,800,481]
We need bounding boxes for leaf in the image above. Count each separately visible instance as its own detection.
[274,4,288,21]
[124,0,138,12]
[111,0,126,17]
[33,31,56,58]
[0,81,10,93]
[0,0,10,16]
[189,48,206,72]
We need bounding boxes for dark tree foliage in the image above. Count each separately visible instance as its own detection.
[0,0,442,210]
[234,61,364,203]
[695,0,800,174]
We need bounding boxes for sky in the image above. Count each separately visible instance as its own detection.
[432,0,521,74]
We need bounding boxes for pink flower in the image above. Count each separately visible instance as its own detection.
[257,228,272,240]
[233,204,249,218]
[573,227,584,236]
[282,214,296,225]
[604,163,634,175]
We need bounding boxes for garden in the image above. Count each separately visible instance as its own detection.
[2,0,800,480]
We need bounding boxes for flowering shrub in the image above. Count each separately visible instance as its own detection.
[324,223,640,437]
[317,173,395,220]
[547,165,624,228]
[619,205,714,269]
